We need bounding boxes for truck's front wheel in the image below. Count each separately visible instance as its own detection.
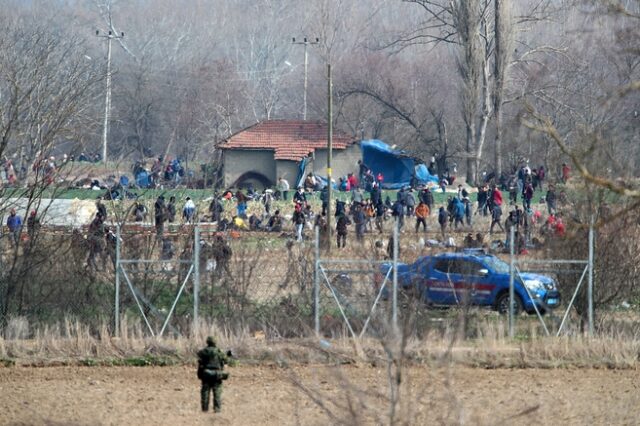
[495,292,523,316]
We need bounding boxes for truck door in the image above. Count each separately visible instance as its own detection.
[427,258,459,305]
[452,259,496,306]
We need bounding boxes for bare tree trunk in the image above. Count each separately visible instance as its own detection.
[475,51,492,185]
[455,0,483,184]
[493,0,514,178]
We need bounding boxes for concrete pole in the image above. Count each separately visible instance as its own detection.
[102,36,112,163]
[115,224,121,337]
[588,220,594,336]
[303,43,308,121]
[314,225,320,335]
[193,225,200,331]
[509,225,515,338]
[326,64,333,254]
[392,218,399,331]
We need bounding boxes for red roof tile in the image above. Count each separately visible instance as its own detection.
[220,120,355,161]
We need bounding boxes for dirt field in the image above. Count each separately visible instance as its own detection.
[0,364,638,425]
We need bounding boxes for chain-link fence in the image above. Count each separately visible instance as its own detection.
[0,211,597,341]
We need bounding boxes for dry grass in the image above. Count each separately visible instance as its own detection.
[1,316,640,369]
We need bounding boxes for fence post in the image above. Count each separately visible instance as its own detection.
[588,220,594,336]
[115,224,121,337]
[314,225,320,335]
[392,217,399,332]
[193,225,200,331]
[509,225,515,338]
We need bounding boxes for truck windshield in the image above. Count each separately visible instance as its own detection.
[483,256,510,274]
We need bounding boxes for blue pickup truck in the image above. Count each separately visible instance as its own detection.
[377,250,560,315]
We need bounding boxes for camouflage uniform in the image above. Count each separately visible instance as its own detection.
[197,336,230,412]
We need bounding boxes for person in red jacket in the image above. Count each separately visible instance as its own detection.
[492,185,503,207]
[347,173,358,190]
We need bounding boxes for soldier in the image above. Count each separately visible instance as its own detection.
[197,336,232,413]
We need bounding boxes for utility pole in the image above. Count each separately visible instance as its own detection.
[292,37,319,120]
[96,30,124,163]
[326,63,333,254]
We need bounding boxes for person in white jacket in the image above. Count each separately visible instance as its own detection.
[183,197,197,223]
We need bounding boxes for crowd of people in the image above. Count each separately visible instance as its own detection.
[183,159,571,253]
[3,157,573,271]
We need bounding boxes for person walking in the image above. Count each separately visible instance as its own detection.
[353,204,366,242]
[6,209,22,247]
[463,197,473,227]
[546,184,557,215]
[277,176,290,200]
[154,196,166,238]
[336,213,351,248]
[415,201,429,232]
[197,336,232,413]
[183,197,196,223]
[292,203,306,242]
[490,203,504,234]
[523,182,534,210]
[166,196,177,223]
[438,206,448,239]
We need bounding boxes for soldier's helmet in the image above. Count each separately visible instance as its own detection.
[206,336,216,347]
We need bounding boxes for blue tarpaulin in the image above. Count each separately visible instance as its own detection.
[135,171,152,188]
[295,157,309,189]
[415,164,439,185]
[361,140,438,189]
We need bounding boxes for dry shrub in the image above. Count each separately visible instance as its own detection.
[545,199,640,329]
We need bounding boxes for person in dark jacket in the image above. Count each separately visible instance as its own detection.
[546,184,557,215]
[391,200,404,230]
[438,206,448,239]
[490,204,504,234]
[353,204,366,242]
[166,196,177,223]
[154,195,166,238]
[96,198,107,220]
[26,210,40,238]
[292,203,306,242]
[336,214,351,248]
[420,187,434,214]
[452,197,465,229]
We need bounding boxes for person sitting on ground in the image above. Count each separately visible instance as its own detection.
[133,202,147,222]
[248,214,263,231]
[266,210,283,232]
[464,233,475,248]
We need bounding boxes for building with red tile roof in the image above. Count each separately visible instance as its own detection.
[219,120,360,189]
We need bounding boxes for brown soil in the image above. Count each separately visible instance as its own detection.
[0,364,638,425]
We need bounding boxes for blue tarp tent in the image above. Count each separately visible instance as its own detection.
[415,164,439,185]
[361,140,414,189]
[361,140,438,189]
